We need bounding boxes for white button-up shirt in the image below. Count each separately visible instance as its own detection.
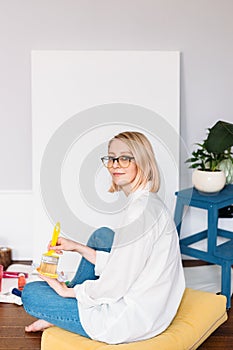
[74,188,185,344]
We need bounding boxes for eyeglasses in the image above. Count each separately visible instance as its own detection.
[101,156,135,168]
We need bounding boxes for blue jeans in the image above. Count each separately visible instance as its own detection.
[22,227,115,337]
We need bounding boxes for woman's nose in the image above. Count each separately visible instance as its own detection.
[112,159,120,168]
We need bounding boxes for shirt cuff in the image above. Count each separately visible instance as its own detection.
[94,250,110,276]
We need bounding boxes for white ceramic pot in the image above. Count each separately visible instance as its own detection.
[192,169,226,193]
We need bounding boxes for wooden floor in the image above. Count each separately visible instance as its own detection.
[0,303,41,349]
[0,297,232,350]
[0,260,232,349]
[0,260,41,349]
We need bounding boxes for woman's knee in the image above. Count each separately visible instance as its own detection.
[87,226,115,250]
[22,281,43,297]
[22,281,48,308]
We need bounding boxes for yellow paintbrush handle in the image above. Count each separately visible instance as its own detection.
[51,222,60,247]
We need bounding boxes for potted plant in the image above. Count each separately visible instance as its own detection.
[186,120,233,193]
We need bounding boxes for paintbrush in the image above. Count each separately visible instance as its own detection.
[37,222,60,278]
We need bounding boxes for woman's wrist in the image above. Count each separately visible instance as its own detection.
[71,242,96,264]
[73,242,84,254]
[61,284,75,298]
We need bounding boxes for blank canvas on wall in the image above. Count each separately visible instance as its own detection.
[32,50,180,271]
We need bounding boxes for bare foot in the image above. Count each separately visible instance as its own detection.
[25,319,53,332]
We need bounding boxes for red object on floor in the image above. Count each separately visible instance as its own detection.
[18,273,27,291]
[3,271,29,278]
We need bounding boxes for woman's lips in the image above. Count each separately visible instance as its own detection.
[112,172,125,176]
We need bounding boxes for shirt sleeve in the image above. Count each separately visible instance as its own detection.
[74,207,157,307]
[94,250,110,276]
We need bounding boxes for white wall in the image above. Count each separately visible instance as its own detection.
[0,0,233,259]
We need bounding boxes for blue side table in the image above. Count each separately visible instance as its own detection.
[174,184,233,308]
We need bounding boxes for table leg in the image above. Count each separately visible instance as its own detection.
[174,199,185,238]
[221,261,232,309]
[207,206,218,255]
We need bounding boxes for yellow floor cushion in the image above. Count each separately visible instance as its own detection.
[41,288,227,350]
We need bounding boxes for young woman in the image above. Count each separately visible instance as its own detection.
[22,131,185,344]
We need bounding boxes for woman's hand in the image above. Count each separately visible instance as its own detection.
[48,237,79,255]
[48,237,97,264]
[39,274,75,298]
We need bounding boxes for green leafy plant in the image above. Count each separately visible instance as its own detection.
[186,120,233,172]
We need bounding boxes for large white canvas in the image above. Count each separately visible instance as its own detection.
[32,51,180,271]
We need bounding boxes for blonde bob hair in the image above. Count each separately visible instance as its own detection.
[108,131,160,193]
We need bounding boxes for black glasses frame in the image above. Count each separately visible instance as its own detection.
[101,156,135,168]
